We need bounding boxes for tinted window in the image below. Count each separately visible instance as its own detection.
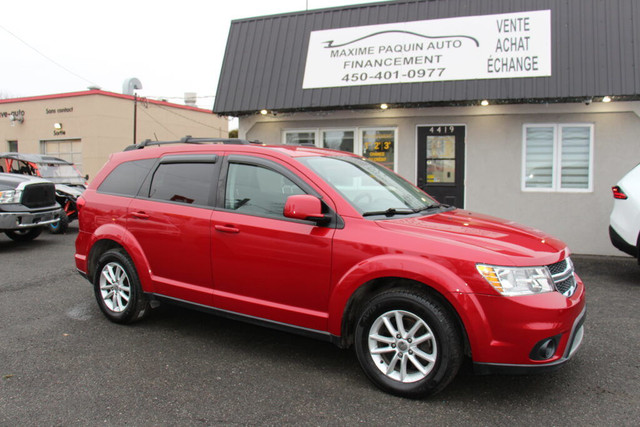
[98,159,154,196]
[149,162,215,206]
[225,163,304,217]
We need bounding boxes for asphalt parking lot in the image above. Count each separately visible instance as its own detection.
[1,225,639,426]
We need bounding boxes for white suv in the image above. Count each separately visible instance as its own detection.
[610,163,640,260]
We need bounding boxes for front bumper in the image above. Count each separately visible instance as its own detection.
[457,274,586,372]
[0,207,62,230]
[473,305,586,374]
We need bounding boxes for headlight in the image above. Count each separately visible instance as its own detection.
[0,189,21,204]
[477,264,554,296]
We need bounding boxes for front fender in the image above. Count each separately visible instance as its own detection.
[327,254,472,336]
[86,223,155,293]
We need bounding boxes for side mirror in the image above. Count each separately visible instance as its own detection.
[284,195,326,223]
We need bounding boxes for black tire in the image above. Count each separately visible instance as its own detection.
[48,213,69,234]
[4,227,43,242]
[354,289,463,398]
[93,249,149,324]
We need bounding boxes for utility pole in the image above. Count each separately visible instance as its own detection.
[133,93,138,145]
[122,78,143,145]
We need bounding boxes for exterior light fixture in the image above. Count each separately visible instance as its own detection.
[380,103,389,110]
[480,100,489,106]
[54,123,63,130]
[602,96,612,103]
[9,113,24,126]
[260,109,268,115]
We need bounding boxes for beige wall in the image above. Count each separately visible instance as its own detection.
[239,101,640,256]
[1,91,228,180]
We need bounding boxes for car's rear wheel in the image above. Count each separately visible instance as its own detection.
[354,289,463,398]
[4,227,43,242]
[94,249,149,324]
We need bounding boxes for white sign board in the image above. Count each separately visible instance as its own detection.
[302,10,551,89]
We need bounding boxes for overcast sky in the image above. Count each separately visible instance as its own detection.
[1,0,389,111]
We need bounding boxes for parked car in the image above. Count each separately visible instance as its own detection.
[0,172,62,241]
[609,163,640,260]
[75,137,586,398]
[0,153,86,234]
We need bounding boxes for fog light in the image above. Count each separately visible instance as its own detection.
[530,335,560,361]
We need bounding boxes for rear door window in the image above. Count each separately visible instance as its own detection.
[149,162,217,207]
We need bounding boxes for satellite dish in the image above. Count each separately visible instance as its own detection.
[122,78,143,95]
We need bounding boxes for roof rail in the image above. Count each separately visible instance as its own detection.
[123,135,260,151]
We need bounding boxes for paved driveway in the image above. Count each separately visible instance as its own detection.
[1,227,638,425]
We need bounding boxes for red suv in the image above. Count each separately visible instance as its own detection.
[75,138,585,397]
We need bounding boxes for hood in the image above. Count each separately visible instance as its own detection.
[54,183,85,198]
[0,172,51,187]
[376,209,568,266]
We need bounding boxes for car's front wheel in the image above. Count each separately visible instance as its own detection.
[48,213,69,234]
[354,289,463,398]
[4,227,43,242]
[94,249,150,324]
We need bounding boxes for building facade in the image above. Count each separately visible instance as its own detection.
[214,0,640,256]
[1,90,228,180]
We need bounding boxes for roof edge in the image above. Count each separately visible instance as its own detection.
[218,95,640,117]
[0,89,215,114]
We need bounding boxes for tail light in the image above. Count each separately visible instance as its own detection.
[76,196,86,211]
[612,185,628,200]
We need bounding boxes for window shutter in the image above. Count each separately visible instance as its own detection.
[560,126,591,189]
[524,126,554,189]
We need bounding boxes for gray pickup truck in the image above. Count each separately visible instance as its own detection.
[0,172,62,241]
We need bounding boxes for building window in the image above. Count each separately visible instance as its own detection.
[321,130,355,152]
[362,128,396,171]
[7,140,18,152]
[41,139,83,172]
[522,124,593,192]
[283,130,316,146]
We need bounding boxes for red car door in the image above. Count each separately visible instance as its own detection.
[127,156,219,306]
[211,156,335,332]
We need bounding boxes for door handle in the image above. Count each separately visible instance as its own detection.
[214,224,240,233]
[131,211,150,220]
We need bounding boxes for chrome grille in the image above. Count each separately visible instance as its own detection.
[547,259,567,275]
[555,276,577,295]
[547,257,577,297]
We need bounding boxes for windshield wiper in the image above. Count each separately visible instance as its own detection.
[413,203,450,213]
[362,208,415,217]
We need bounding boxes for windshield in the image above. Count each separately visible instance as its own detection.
[37,163,85,185]
[299,156,439,216]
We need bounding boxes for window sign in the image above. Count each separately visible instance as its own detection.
[303,10,551,89]
[322,130,355,152]
[361,128,395,170]
[426,135,456,183]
